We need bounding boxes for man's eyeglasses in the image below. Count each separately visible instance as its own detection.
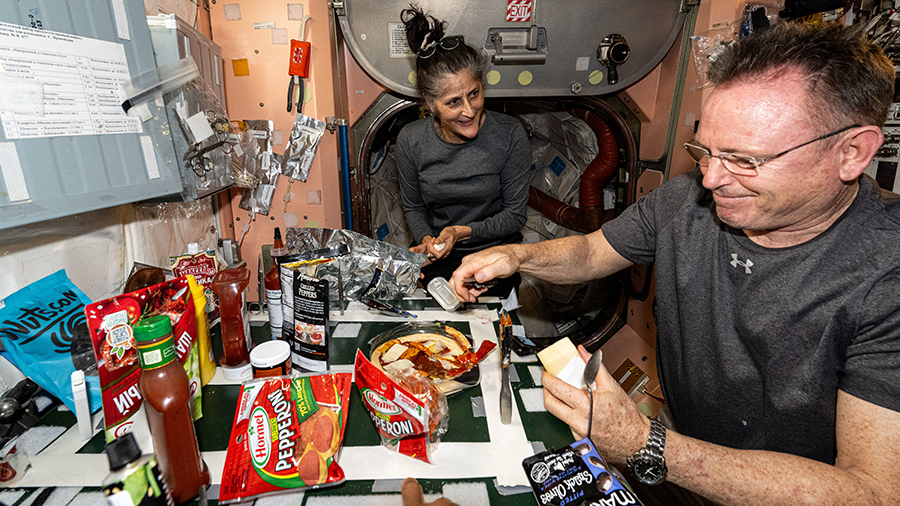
[683,124,860,176]
[417,36,461,59]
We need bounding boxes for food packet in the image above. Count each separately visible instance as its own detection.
[279,245,348,372]
[354,350,449,464]
[84,277,202,441]
[218,373,352,504]
[230,120,273,188]
[0,270,101,413]
[0,438,29,486]
[285,227,426,301]
[522,438,643,506]
[282,113,326,182]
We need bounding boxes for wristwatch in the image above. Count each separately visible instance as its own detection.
[627,418,668,485]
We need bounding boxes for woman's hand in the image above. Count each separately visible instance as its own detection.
[411,227,472,266]
[429,226,471,260]
[410,236,437,266]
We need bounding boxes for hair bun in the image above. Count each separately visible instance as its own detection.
[400,4,446,54]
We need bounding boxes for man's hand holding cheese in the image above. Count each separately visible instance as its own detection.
[539,340,650,464]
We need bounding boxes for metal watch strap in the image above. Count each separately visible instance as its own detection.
[627,417,667,484]
[645,418,666,458]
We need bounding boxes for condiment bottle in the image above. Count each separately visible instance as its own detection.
[211,268,252,373]
[102,432,172,506]
[264,228,288,339]
[250,340,292,378]
[134,316,210,505]
[187,275,215,386]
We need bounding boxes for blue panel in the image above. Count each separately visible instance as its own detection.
[549,155,567,177]
[376,223,390,241]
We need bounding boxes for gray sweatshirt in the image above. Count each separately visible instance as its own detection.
[395,110,531,254]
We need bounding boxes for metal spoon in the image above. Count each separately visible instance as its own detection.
[582,349,603,443]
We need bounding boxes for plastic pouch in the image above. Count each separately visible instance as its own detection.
[284,227,427,301]
[122,57,199,114]
[239,152,282,215]
[354,350,449,464]
[231,120,274,188]
[165,75,234,197]
[0,270,101,413]
[690,21,741,89]
[282,114,326,182]
[218,374,352,504]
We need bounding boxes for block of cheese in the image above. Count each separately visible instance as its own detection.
[537,337,579,376]
[537,337,590,388]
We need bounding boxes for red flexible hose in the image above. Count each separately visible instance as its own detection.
[527,108,619,233]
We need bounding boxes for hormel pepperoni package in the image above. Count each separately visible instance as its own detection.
[84,277,202,442]
[354,349,449,464]
[218,373,352,504]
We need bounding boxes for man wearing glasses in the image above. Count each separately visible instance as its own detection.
[450,22,900,505]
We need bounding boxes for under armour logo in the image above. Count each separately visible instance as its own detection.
[730,254,753,274]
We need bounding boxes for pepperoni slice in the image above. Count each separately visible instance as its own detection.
[312,412,335,453]
[297,447,324,485]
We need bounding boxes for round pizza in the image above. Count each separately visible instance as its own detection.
[370,324,477,383]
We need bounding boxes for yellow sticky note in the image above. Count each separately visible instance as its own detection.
[232,59,250,77]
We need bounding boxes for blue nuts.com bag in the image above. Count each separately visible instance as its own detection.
[0,270,101,413]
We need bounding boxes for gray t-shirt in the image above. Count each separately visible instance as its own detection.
[602,168,900,463]
[395,110,530,254]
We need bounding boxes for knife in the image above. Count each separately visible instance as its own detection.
[499,310,512,424]
[359,297,417,318]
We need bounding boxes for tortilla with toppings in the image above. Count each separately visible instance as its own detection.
[370,326,476,383]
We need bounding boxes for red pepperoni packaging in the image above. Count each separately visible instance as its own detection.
[218,374,352,503]
[354,350,449,464]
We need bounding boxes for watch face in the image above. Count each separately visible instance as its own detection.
[633,456,666,485]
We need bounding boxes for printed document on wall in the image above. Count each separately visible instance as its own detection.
[0,21,142,140]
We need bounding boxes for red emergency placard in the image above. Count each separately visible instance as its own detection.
[506,0,532,22]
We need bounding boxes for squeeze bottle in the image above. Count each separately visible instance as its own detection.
[187,275,215,386]
[211,268,252,372]
[134,316,209,505]
[264,228,288,339]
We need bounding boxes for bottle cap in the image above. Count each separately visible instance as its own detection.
[106,432,142,471]
[132,315,173,343]
[221,362,253,381]
[271,228,288,257]
[250,340,291,369]
[187,243,200,254]
[212,267,250,288]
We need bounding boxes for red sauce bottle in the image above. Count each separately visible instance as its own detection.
[211,268,252,368]
[134,316,210,505]
[264,227,288,339]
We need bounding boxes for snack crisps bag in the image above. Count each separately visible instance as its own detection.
[84,277,202,441]
[218,373,352,504]
[0,270,101,413]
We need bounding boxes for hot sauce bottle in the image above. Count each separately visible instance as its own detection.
[265,227,288,339]
[134,316,210,505]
